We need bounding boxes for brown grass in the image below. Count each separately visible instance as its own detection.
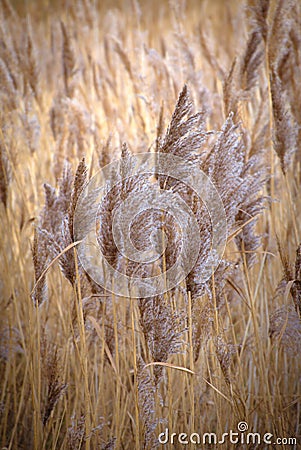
[0,0,300,449]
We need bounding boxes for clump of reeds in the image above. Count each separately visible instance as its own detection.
[0,0,300,449]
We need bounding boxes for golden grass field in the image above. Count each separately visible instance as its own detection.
[0,0,300,449]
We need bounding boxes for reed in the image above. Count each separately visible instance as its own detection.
[0,0,300,449]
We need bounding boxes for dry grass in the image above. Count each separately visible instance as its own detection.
[0,0,300,449]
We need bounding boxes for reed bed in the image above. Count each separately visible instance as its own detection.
[0,0,300,449]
